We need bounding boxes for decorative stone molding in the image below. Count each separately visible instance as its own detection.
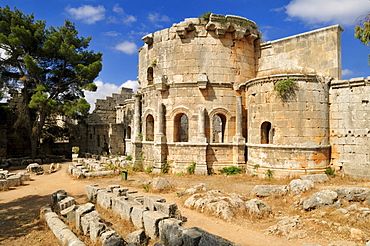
[154,75,168,91]
[197,73,208,89]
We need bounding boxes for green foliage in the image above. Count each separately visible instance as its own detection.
[72,146,79,154]
[265,169,274,179]
[186,162,196,174]
[161,163,170,174]
[325,166,336,177]
[354,13,370,64]
[274,78,297,101]
[146,165,153,174]
[142,184,150,192]
[200,12,212,22]
[0,6,102,158]
[219,166,243,175]
[176,172,185,177]
[150,59,157,67]
[126,155,132,161]
[253,164,260,170]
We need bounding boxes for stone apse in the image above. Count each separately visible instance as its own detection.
[84,14,370,179]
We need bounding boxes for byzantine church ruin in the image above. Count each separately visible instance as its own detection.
[82,13,370,179]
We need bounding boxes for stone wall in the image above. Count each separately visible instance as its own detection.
[329,77,370,179]
[257,25,343,80]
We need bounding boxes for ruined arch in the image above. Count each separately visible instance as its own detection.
[209,108,232,143]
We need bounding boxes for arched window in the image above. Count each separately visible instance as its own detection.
[261,122,273,144]
[174,113,188,142]
[212,114,226,143]
[147,67,154,85]
[146,115,154,141]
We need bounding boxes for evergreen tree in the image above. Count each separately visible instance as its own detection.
[355,13,370,64]
[0,6,102,158]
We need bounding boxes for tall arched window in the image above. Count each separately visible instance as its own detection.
[174,113,188,142]
[146,115,154,141]
[261,121,273,144]
[147,67,154,85]
[212,114,226,143]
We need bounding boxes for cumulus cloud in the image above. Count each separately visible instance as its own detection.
[103,31,121,37]
[115,41,137,55]
[342,68,354,76]
[123,15,137,25]
[147,13,170,23]
[285,0,369,26]
[84,80,138,112]
[66,5,105,24]
[113,4,124,14]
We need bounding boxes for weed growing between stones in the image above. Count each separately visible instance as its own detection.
[187,162,196,174]
[219,166,243,175]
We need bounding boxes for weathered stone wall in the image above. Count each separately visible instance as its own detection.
[243,74,331,177]
[329,77,370,179]
[257,25,343,80]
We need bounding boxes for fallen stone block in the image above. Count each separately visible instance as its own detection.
[182,227,202,246]
[251,185,288,197]
[113,187,129,197]
[100,229,125,246]
[81,210,100,235]
[125,229,148,246]
[303,190,338,210]
[144,195,166,211]
[90,219,107,242]
[154,201,182,220]
[335,187,370,202]
[17,172,30,181]
[289,179,315,194]
[7,175,21,187]
[0,180,9,191]
[143,211,168,239]
[51,190,68,210]
[75,203,95,232]
[112,198,140,221]
[127,192,145,204]
[97,189,115,210]
[61,204,78,224]
[188,227,237,246]
[0,170,9,179]
[131,204,148,229]
[300,174,329,183]
[158,218,183,246]
[108,185,120,192]
[86,184,103,203]
[245,199,273,218]
[56,196,76,214]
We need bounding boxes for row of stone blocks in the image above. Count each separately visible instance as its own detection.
[67,162,119,178]
[87,184,238,246]
[0,170,30,191]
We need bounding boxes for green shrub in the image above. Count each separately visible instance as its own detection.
[142,184,150,192]
[146,166,153,174]
[126,155,132,161]
[219,166,243,175]
[200,12,212,21]
[187,162,196,174]
[325,166,336,176]
[161,163,170,174]
[274,78,296,99]
[265,169,274,179]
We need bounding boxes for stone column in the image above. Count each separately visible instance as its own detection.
[196,107,208,175]
[132,94,142,164]
[233,96,246,168]
[154,103,167,174]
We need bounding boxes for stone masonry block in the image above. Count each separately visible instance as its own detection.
[86,184,103,203]
[60,204,78,225]
[7,175,21,187]
[127,192,145,204]
[191,227,237,246]
[81,210,100,235]
[182,227,202,246]
[75,203,95,232]
[131,204,148,229]
[97,190,115,210]
[154,201,182,220]
[108,185,120,192]
[113,187,129,197]
[100,229,125,246]
[90,219,107,242]
[143,211,168,239]
[0,180,9,190]
[158,218,184,246]
[51,190,67,210]
[144,196,166,211]
[112,198,139,221]
[125,229,147,246]
[56,196,76,214]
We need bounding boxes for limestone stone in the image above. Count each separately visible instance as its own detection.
[75,202,95,232]
[112,187,129,197]
[303,190,338,210]
[251,185,288,197]
[335,187,370,202]
[7,175,21,187]
[0,179,9,190]
[158,218,183,246]
[150,177,172,192]
[112,198,139,221]
[131,204,148,229]
[97,190,115,210]
[51,189,67,210]
[143,195,166,211]
[90,219,106,242]
[56,196,76,214]
[142,211,168,239]
[289,179,315,194]
[300,174,329,183]
[125,229,147,246]
[60,204,78,224]
[81,210,100,235]
[100,229,125,246]
[154,201,182,220]
[86,184,103,203]
[245,199,273,218]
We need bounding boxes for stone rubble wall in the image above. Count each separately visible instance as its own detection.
[86,184,237,245]
[0,170,30,191]
[329,77,370,179]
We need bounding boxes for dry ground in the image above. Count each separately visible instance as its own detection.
[1,162,370,246]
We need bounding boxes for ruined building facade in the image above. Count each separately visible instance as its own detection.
[84,14,370,179]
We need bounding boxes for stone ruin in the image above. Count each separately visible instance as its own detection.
[76,13,370,180]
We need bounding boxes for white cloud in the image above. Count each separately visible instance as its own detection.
[66,5,106,24]
[113,4,124,14]
[147,13,170,23]
[123,15,137,25]
[285,0,369,26]
[84,80,138,112]
[342,68,354,76]
[115,41,137,55]
[104,31,121,37]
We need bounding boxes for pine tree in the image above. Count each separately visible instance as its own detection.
[355,13,370,64]
[0,6,102,158]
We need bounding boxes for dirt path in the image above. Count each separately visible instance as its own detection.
[0,162,362,246]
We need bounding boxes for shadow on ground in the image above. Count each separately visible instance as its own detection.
[0,194,50,242]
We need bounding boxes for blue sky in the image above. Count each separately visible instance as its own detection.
[1,0,369,110]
